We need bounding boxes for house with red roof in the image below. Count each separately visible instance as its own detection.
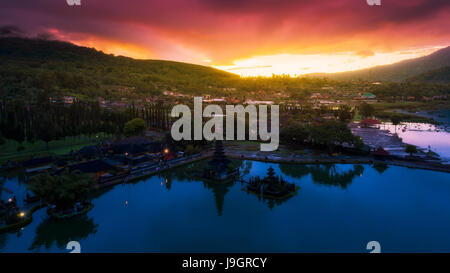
[360,118,381,127]
[373,146,390,159]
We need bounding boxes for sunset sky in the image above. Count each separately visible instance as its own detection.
[1,0,449,76]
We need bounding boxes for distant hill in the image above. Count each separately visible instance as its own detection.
[310,46,450,82]
[0,37,238,99]
[0,37,448,102]
[406,66,450,84]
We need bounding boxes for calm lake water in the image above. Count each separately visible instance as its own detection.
[381,109,450,162]
[1,160,450,253]
[415,109,450,125]
[381,122,450,162]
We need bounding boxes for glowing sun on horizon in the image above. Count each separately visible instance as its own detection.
[214,47,443,77]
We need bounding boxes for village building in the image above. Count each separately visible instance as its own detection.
[244,99,274,105]
[109,136,163,157]
[373,146,390,160]
[78,145,104,160]
[21,156,55,175]
[63,96,74,104]
[361,92,376,100]
[61,160,116,180]
[360,118,381,128]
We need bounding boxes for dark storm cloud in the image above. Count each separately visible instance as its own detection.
[0,0,448,63]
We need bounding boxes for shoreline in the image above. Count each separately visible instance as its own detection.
[2,150,448,234]
[226,151,450,173]
[95,153,212,189]
[0,203,44,234]
[99,150,450,191]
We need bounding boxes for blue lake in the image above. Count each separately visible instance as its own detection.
[1,160,450,253]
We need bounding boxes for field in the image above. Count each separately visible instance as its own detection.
[0,134,110,164]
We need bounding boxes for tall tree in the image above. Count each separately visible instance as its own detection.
[28,170,94,212]
[359,102,375,118]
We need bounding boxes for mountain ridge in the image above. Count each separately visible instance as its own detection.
[406,66,450,84]
[0,37,238,99]
[306,46,450,82]
[0,36,236,74]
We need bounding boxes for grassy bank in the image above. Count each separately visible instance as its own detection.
[374,101,450,112]
[0,134,112,164]
[375,111,438,124]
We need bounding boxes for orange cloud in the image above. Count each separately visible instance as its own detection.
[1,0,449,73]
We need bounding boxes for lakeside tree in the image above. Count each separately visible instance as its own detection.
[0,99,127,147]
[337,104,353,122]
[309,121,350,152]
[28,170,94,212]
[390,114,402,133]
[123,118,147,137]
[405,144,418,156]
[358,102,375,118]
[280,118,362,153]
[280,120,309,144]
[353,136,364,150]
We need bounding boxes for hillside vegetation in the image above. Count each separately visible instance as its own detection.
[0,37,448,102]
[0,37,238,100]
[406,66,450,84]
[309,46,450,82]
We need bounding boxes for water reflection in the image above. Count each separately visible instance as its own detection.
[202,160,251,215]
[160,161,366,212]
[158,160,249,216]
[251,191,294,210]
[204,181,233,216]
[0,233,6,250]
[382,122,450,162]
[1,159,450,252]
[28,215,98,251]
[0,169,26,183]
[372,163,389,174]
[279,164,365,188]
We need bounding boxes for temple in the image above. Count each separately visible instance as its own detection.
[200,140,239,181]
[245,166,298,199]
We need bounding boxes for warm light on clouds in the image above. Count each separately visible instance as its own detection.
[0,0,449,74]
[42,28,154,59]
[72,39,153,60]
[213,47,444,76]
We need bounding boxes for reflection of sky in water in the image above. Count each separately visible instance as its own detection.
[414,109,450,125]
[0,177,29,207]
[382,122,450,162]
[1,160,450,253]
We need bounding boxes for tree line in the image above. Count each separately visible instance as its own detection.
[0,97,172,148]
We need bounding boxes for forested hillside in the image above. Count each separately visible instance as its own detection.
[309,46,450,82]
[406,67,450,84]
[0,37,238,100]
[0,37,448,102]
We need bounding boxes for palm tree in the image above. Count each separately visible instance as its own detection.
[405,144,418,157]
